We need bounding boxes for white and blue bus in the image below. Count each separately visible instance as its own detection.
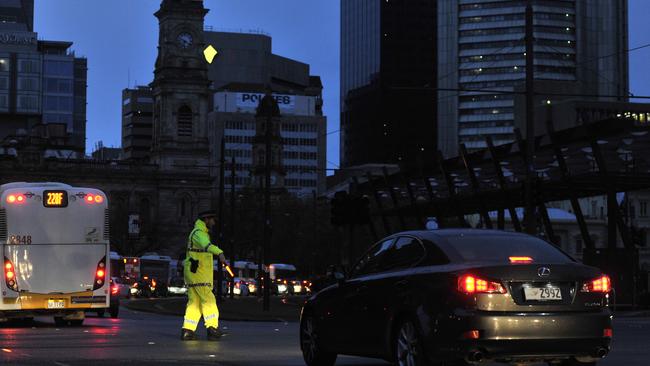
[0,182,110,326]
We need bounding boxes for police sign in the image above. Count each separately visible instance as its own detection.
[236,93,295,110]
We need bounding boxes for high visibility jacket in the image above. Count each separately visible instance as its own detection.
[184,219,223,288]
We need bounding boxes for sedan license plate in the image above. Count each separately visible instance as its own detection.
[47,299,65,309]
[523,287,562,301]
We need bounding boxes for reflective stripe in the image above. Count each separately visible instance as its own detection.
[186,283,211,288]
[189,248,207,253]
[183,318,198,325]
[204,314,218,320]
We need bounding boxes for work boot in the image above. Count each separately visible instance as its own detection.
[181,328,197,341]
[207,326,227,341]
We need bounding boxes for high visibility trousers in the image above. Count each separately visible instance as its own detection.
[182,285,220,331]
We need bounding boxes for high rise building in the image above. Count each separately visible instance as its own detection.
[0,0,33,31]
[438,0,628,156]
[121,86,153,160]
[0,0,86,155]
[342,1,629,162]
[340,0,438,170]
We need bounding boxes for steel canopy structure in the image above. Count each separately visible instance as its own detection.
[353,117,650,252]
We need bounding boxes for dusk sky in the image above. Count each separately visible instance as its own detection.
[34,1,650,170]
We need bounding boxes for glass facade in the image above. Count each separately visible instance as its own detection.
[340,0,380,108]
[457,0,577,150]
[0,1,86,153]
[42,57,74,131]
[340,0,438,170]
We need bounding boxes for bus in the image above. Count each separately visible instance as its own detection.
[0,182,110,326]
[269,263,297,295]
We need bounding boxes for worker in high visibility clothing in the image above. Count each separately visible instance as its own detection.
[181,210,228,341]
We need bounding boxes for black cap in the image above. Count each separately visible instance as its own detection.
[198,210,217,219]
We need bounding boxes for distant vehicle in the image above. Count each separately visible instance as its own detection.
[168,276,187,296]
[91,278,119,318]
[269,263,297,295]
[109,251,123,278]
[0,182,110,326]
[140,253,172,292]
[122,256,141,279]
[233,261,258,295]
[110,276,131,298]
[300,230,613,366]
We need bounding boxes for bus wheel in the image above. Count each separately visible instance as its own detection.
[70,319,84,326]
[110,306,119,318]
[54,317,67,327]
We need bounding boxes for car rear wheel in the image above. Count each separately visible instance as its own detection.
[110,305,119,318]
[395,320,433,366]
[300,315,336,366]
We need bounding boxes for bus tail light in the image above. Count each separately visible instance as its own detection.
[4,257,18,292]
[84,194,105,204]
[93,257,107,290]
[6,194,25,204]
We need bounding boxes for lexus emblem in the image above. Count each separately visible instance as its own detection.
[538,267,551,277]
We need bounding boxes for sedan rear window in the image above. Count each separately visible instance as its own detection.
[441,234,574,263]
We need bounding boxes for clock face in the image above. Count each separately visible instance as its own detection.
[177,32,193,49]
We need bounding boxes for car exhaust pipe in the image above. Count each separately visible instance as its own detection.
[465,350,484,363]
[595,347,608,358]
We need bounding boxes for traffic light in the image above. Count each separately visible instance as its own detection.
[330,191,349,226]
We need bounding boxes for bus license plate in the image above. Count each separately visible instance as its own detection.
[524,287,562,301]
[47,300,65,309]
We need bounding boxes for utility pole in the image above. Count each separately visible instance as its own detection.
[229,155,236,299]
[312,190,317,277]
[263,102,272,312]
[524,0,536,234]
[216,137,225,301]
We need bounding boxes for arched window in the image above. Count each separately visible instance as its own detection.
[177,105,192,137]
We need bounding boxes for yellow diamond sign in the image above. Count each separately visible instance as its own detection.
[203,45,218,64]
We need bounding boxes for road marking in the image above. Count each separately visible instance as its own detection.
[2,348,12,353]
[54,362,70,366]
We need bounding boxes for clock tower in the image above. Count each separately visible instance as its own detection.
[251,91,286,192]
[151,0,211,170]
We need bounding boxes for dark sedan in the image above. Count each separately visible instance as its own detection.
[300,229,613,366]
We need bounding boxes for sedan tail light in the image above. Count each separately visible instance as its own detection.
[111,285,119,295]
[581,275,611,293]
[4,257,18,292]
[458,274,507,294]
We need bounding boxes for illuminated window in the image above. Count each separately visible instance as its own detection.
[177,105,192,137]
[0,58,10,72]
